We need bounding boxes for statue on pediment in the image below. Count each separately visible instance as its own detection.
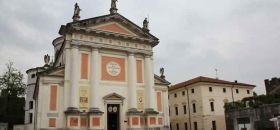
[74,3,81,16]
[143,18,149,28]
[143,18,150,32]
[160,67,165,79]
[44,54,50,65]
[73,3,81,21]
[110,0,118,14]
[111,0,118,9]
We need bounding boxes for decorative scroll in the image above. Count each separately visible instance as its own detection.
[79,87,89,108]
[137,90,144,110]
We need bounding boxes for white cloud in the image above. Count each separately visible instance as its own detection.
[1,0,280,94]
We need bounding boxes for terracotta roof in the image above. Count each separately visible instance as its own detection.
[169,76,255,91]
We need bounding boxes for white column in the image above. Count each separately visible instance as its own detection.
[69,46,79,108]
[90,48,99,108]
[128,53,137,109]
[64,46,71,110]
[163,90,170,126]
[144,55,155,109]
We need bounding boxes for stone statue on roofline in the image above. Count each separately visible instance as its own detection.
[44,54,50,65]
[160,67,165,79]
[111,0,118,8]
[143,18,150,32]
[73,3,81,21]
[110,0,118,14]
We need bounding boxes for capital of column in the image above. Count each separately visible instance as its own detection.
[71,45,79,49]
[65,46,71,50]
[91,47,100,52]
[127,50,136,56]
[144,54,152,58]
[128,52,135,56]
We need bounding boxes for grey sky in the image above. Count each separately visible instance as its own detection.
[1,0,280,94]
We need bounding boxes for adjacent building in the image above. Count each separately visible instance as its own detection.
[225,78,280,130]
[225,103,280,130]
[168,76,255,130]
[265,77,280,95]
[24,2,170,130]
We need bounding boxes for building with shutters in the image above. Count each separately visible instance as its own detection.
[24,2,170,130]
[168,76,255,130]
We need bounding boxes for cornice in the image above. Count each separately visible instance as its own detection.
[69,39,153,55]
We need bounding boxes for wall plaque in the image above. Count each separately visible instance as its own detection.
[106,61,121,76]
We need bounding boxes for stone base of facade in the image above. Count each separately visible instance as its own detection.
[37,127,168,130]
[127,127,169,130]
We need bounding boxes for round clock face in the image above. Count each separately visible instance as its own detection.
[106,61,121,76]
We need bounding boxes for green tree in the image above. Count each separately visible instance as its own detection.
[0,62,26,97]
[0,62,26,130]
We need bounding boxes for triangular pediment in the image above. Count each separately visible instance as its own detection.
[90,22,136,36]
[51,69,64,76]
[103,93,125,100]
[62,14,159,43]
[38,67,65,77]
[154,74,171,85]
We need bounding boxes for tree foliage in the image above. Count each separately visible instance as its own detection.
[224,94,280,111]
[0,62,26,97]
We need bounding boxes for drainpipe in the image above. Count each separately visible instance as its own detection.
[186,88,192,130]
[231,85,235,102]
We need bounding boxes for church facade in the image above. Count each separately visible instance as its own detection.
[24,2,170,130]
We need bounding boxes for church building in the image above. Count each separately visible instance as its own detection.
[24,1,170,130]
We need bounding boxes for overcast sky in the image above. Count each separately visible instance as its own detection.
[1,0,280,94]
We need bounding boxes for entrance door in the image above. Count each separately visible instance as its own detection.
[107,104,120,130]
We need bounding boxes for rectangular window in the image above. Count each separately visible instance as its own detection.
[175,106,178,115]
[210,102,215,111]
[223,88,226,93]
[29,113,33,123]
[157,92,162,112]
[50,85,57,111]
[194,122,198,130]
[183,105,187,114]
[236,89,239,94]
[29,101,33,109]
[192,103,196,113]
[176,123,179,130]
[191,88,194,93]
[247,90,250,94]
[212,120,216,130]
[184,122,188,130]
[182,91,185,96]
[81,53,89,79]
[209,87,212,92]
[174,93,177,98]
